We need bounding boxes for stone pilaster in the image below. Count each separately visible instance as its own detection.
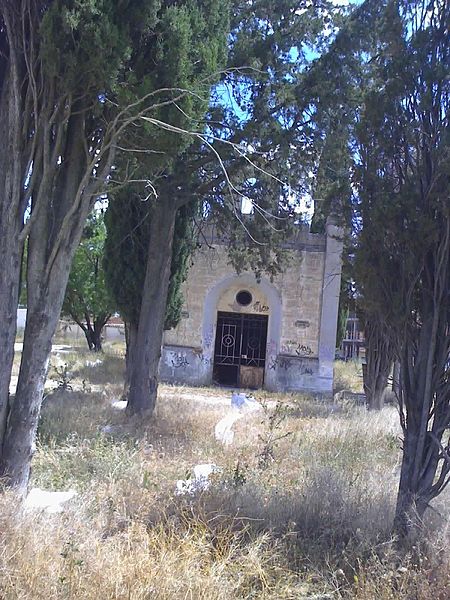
[317,215,344,394]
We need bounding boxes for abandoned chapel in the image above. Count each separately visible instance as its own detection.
[161,216,343,395]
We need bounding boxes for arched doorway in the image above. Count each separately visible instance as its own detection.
[201,274,282,390]
[213,310,269,387]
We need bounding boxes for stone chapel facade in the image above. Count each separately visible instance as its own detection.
[160,216,343,395]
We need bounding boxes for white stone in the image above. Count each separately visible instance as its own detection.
[24,488,77,514]
[214,412,242,446]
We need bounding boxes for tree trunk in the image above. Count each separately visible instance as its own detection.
[83,327,95,351]
[0,51,26,448]
[83,319,105,352]
[392,360,401,396]
[0,305,57,491]
[127,201,177,415]
[362,317,394,410]
[91,326,102,352]
[0,235,21,447]
[0,211,90,491]
[393,426,428,540]
[123,320,139,400]
[393,279,449,540]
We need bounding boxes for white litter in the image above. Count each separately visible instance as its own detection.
[86,359,102,368]
[215,392,260,446]
[175,463,220,495]
[111,400,127,410]
[214,412,242,446]
[24,488,77,514]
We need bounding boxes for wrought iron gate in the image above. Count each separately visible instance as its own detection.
[213,311,268,386]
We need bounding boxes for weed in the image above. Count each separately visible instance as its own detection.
[52,362,74,391]
[256,398,292,469]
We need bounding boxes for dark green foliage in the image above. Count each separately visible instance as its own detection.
[186,0,354,275]
[101,0,231,333]
[315,0,450,530]
[165,203,197,330]
[103,189,149,329]
[40,0,159,92]
[104,190,197,332]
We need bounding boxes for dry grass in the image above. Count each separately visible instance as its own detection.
[1,351,449,599]
[334,360,364,394]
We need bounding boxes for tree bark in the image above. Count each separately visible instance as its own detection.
[393,235,450,540]
[362,317,394,411]
[127,200,177,415]
[393,314,445,539]
[0,33,26,447]
[123,320,139,400]
[0,307,56,490]
[82,316,109,352]
[392,360,401,396]
[91,323,103,352]
[0,113,93,489]
[0,235,88,490]
[0,232,21,447]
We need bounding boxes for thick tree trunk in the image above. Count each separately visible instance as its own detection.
[84,328,95,351]
[123,320,139,400]
[362,317,394,410]
[0,306,57,490]
[0,191,91,490]
[0,246,83,490]
[0,235,21,447]
[127,201,177,415]
[393,427,429,540]
[0,52,26,448]
[91,327,103,352]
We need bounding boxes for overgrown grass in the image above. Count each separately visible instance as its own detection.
[334,359,364,394]
[1,351,449,599]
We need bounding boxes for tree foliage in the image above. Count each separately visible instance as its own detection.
[0,0,231,488]
[313,0,450,535]
[353,0,450,537]
[103,188,197,333]
[62,211,114,351]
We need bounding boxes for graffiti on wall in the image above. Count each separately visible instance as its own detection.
[296,344,313,357]
[269,356,313,375]
[170,352,190,369]
[203,324,214,350]
[252,301,269,313]
[200,355,212,367]
[280,340,313,357]
[269,356,292,370]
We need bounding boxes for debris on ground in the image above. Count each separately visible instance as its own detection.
[175,463,221,495]
[24,488,78,514]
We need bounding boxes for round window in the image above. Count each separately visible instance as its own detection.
[236,290,252,306]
